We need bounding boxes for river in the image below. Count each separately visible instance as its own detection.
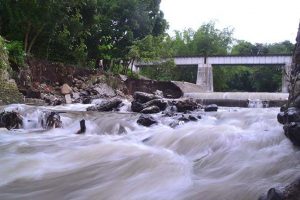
[0,104,299,200]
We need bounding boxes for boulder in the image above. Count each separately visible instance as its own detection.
[277,112,286,124]
[204,104,218,112]
[175,99,199,112]
[133,91,161,104]
[277,107,300,125]
[42,93,64,106]
[61,83,72,95]
[41,111,62,129]
[92,83,116,97]
[131,101,144,112]
[283,122,300,146]
[140,105,160,114]
[87,98,122,112]
[0,111,23,130]
[143,99,168,111]
[137,115,157,127]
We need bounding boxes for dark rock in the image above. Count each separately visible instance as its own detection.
[175,99,199,112]
[125,79,183,99]
[204,104,218,112]
[293,95,300,108]
[133,91,161,103]
[283,122,300,146]
[41,112,62,129]
[143,99,168,111]
[87,98,122,112]
[82,97,92,104]
[258,188,284,200]
[285,107,300,123]
[188,115,198,121]
[131,101,144,112]
[76,119,86,134]
[277,112,286,124]
[140,106,160,114]
[137,115,157,127]
[0,111,23,130]
[283,178,300,199]
[42,94,64,106]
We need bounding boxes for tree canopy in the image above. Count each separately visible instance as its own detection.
[0,0,167,68]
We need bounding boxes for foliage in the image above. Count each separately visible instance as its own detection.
[6,40,25,67]
[0,36,9,70]
[140,60,178,81]
[0,0,167,67]
[213,66,282,92]
[168,22,233,56]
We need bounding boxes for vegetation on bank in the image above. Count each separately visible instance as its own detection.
[0,1,294,92]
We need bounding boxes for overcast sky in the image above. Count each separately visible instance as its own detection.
[160,0,300,44]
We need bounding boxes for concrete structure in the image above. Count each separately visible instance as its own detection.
[136,55,292,92]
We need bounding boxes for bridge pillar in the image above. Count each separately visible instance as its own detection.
[282,63,291,93]
[196,64,213,92]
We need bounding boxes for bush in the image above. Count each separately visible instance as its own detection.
[6,40,25,67]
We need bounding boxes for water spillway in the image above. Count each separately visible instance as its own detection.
[184,92,289,107]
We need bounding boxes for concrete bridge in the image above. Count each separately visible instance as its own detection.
[136,54,292,92]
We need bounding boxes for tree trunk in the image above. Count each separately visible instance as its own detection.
[24,22,31,53]
[27,24,45,54]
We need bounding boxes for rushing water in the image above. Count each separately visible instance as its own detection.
[0,104,299,200]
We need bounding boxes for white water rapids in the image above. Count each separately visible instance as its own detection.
[0,104,299,200]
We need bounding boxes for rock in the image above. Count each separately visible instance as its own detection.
[293,95,300,108]
[140,105,160,114]
[61,83,72,95]
[92,83,116,97]
[282,178,300,199]
[41,111,62,129]
[65,94,72,104]
[163,106,178,117]
[178,115,190,122]
[285,107,300,123]
[277,112,286,124]
[204,104,218,112]
[82,97,92,104]
[259,178,300,200]
[76,119,86,134]
[0,111,23,130]
[131,99,167,113]
[277,107,300,125]
[87,98,122,112]
[258,188,284,200]
[143,99,168,111]
[42,93,64,106]
[154,90,163,97]
[131,101,144,112]
[133,91,161,104]
[72,92,80,100]
[137,115,157,127]
[188,115,198,121]
[175,99,199,112]
[283,122,300,146]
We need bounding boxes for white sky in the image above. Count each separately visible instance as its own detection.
[160,0,300,44]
